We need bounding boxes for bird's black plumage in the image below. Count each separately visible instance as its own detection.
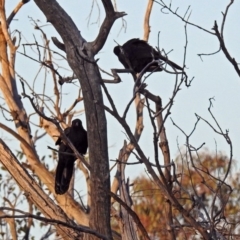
[113,38,183,73]
[55,119,88,195]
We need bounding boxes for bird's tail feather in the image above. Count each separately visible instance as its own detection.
[158,55,183,71]
[55,159,74,195]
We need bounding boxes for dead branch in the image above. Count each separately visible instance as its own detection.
[0,210,17,240]
[154,1,214,35]
[21,81,90,170]
[0,207,108,240]
[143,0,154,41]
[91,0,126,54]
[110,191,150,240]
[212,21,240,77]
[7,0,30,26]
[51,37,66,52]
[0,139,83,239]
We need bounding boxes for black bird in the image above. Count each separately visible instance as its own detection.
[113,38,183,73]
[55,119,88,195]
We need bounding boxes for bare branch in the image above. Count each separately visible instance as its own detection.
[51,37,66,52]
[91,0,127,54]
[0,210,17,240]
[0,207,108,240]
[7,0,30,26]
[154,1,214,35]
[21,81,91,170]
[143,0,154,41]
[212,21,240,77]
[220,0,234,36]
[0,140,83,239]
[110,191,150,240]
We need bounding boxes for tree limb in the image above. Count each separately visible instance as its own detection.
[0,139,83,239]
[91,0,126,54]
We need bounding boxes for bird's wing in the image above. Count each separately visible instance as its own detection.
[126,40,156,72]
[55,127,71,145]
[122,38,140,47]
[127,39,183,71]
[67,128,88,155]
[81,130,88,154]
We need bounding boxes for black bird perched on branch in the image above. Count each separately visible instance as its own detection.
[113,38,183,73]
[55,119,88,195]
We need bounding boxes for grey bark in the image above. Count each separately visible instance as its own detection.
[33,0,125,239]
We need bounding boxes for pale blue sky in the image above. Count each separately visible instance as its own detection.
[1,0,240,237]
[3,0,240,182]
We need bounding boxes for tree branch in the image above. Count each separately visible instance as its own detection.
[0,139,83,239]
[213,21,240,77]
[91,0,126,54]
[0,207,108,240]
[7,0,30,26]
[143,0,154,41]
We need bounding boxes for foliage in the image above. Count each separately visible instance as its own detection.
[133,152,240,239]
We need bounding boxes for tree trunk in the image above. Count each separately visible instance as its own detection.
[33,1,113,239]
